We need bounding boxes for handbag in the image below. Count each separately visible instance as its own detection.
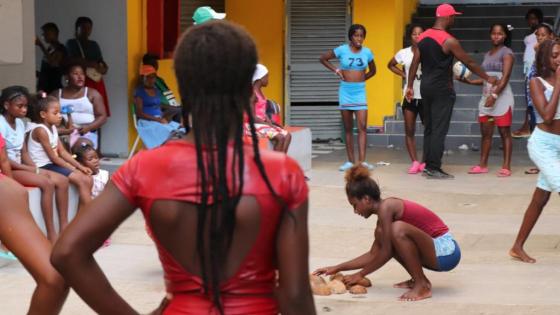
[77,40,103,82]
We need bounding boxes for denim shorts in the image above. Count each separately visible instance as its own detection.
[432,232,461,272]
[528,127,560,192]
[41,164,73,177]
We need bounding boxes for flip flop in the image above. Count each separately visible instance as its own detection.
[524,168,539,175]
[468,165,488,174]
[512,130,531,138]
[497,168,512,177]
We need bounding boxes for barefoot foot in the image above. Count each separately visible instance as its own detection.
[393,279,415,289]
[509,247,536,264]
[398,282,432,301]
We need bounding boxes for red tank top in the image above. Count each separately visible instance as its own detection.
[398,199,449,237]
[111,140,308,314]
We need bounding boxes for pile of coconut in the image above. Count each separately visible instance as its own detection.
[310,272,371,296]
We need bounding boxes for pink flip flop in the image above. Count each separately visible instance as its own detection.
[468,165,488,174]
[497,168,512,177]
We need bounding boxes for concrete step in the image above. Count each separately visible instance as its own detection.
[384,119,524,136]
[450,27,530,40]
[367,133,529,151]
[411,16,555,29]
[455,79,525,94]
[461,39,525,52]
[454,94,525,108]
[394,106,526,122]
[472,52,523,63]
[415,4,559,17]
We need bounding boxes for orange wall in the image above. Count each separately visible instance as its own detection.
[226,0,285,116]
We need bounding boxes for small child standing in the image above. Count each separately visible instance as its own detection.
[26,95,93,230]
[73,140,110,247]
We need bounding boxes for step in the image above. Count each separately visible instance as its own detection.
[461,39,525,52]
[454,80,525,94]
[384,120,524,136]
[394,106,526,122]
[411,16,555,29]
[415,4,559,17]
[367,133,529,151]
[472,52,523,63]
[449,27,530,40]
[454,94,526,108]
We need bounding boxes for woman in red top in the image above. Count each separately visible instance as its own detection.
[0,133,69,314]
[314,165,460,301]
[51,21,315,315]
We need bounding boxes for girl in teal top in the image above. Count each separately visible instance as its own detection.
[320,24,377,171]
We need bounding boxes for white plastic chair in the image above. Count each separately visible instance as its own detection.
[128,103,142,159]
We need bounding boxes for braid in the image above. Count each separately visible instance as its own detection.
[174,21,285,313]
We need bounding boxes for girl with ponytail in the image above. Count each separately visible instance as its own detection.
[314,165,461,302]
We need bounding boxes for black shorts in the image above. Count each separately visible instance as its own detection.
[402,99,424,123]
[41,164,73,177]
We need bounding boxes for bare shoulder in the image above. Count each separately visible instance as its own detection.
[380,198,403,216]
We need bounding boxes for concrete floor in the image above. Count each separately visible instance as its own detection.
[2,144,560,314]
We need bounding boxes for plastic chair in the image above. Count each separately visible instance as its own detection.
[128,103,142,159]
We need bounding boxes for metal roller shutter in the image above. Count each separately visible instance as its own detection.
[287,0,350,139]
[180,0,225,33]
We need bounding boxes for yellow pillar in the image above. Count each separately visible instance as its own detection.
[226,0,285,117]
[354,0,418,127]
[126,0,146,150]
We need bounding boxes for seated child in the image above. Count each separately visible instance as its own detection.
[26,94,93,230]
[248,64,291,153]
[72,139,108,198]
[314,165,461,301]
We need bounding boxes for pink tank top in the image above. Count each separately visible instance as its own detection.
[398,199,449,237]
[253,88,267,121]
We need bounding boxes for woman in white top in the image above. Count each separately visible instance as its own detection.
[388,25,425,174]
[52,62,107,149]
[511,39,560,263]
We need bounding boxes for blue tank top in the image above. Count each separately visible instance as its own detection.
[134,86,163,117]
[333,44,374,71]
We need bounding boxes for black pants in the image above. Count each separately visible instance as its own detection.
[421,91,455,171]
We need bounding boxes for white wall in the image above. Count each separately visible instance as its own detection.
[0,0,35,89]
[34,0,129,157]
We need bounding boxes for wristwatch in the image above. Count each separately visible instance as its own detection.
[491,93,499,100]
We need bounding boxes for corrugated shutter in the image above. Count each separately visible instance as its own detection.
[180,0,225,33]
[287,0,350,139]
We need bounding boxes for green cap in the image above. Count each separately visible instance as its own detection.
[192,6,226,25]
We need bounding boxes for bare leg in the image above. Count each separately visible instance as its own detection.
[43,170,70,232]
[12,170,58,243]
[355,110,368,163]
[68,172,93,213]
[341,110,355,163]
[403,109,419,162]
[0,176,69,314]
[510,188,551,263]
[271,136,284,152]
[512,109,530,136]
[390,221,439,301]
[498,126,512,170]
[282,132,292,153]
[479,121,494,168]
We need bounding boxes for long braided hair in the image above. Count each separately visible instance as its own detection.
[173,21,279,313]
